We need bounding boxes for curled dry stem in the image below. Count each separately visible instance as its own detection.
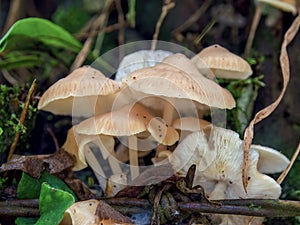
[242,9,300,191]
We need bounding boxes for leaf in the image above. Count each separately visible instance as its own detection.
[242,10,300,190]
[17,171,77,200]
[0,149,75,178]
[0,18,82,53]
[0,51,52,70]
[126,0,136,27]
[37,183,74,224]
[35,182,75,225]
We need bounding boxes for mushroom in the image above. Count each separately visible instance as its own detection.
[251,144,290,173]
[115,50,173,81]
[192,44,253,80]
[124,53,236,125]
[169,126,287,224]
[259,0,297,14]
[38,65,121,117]
[75,103,179,180]
[60,199,99,225]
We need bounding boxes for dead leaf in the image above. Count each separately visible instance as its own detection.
[95,200,133,224]
[0,149,75,178]
[242,9,300,190]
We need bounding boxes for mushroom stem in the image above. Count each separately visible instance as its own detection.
[128,135,139,180]
[156,99,175,156]
[106,148,123,176]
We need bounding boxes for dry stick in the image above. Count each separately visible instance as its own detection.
[70,0,114,70]
[46,126,59,151]
[115,0,125,60]
[277,142,300,184]
[151,0,175,50]
[242,11,300,191]
[172,0,213,39]
[7,79,36,162]
[244,2,263,56]
[74,21,128,39]
[104,198,300,218]
[70,35,94,71]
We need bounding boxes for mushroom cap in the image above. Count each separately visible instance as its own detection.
[115,50,173,81]
[172,117,212,132]
[259,0,297,14]
[38,66,121,117]
[75,103,179,145]
[124,53,236,109]
[61,199,99,225]
[192,44,253,80]
[171,126,282,200]
[251,144,290,173]
[75,103,150,136]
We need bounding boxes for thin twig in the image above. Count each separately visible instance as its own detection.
[70,0,114,70]
[46,126,60,151]
[151,0,175,50]
[7,79,36,161]
[277,142,300,184]
[172,0,212,36]
[104,197,300,218]
[115,0,125,60]
[244,2,263,56]
[74,21,128,39]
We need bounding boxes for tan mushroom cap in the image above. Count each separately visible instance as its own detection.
[61,199,99,225]
[172,117,212,132]
[124,53,236,109]
[192,44,253,80]
[38,66,121,117]
[75,103,179,145]
[259,0,297,14]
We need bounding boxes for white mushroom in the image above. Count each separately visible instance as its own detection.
[169,126,288,224]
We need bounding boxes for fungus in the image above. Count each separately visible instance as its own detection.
[192,44,253,80]
[38,66,121,117]
[169,126,289,224]
[115,50,173,81]
[124,53,236,125]
[75,103,179,180]
[61,199,99,225]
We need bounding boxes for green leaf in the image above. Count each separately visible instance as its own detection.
[15,217,38,225]
[0,127,3,135]
[0,18,82,53]
[17,171,76,200]
[34,182,75,225]
[126,0,136,27]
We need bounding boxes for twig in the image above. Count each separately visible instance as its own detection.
[74,21,128,39]
[115,0,125,60]
[277,142,300,184]
[172,0,212,36]
[1,197,300,218]
[242,10,300,191]
[46,126,59,151]
[7,79,36,162]
[70,35,94,71]
[244,2,263,56]
[151,0,175,50]
[0,199,39,217]
[70,0,114,70]
[104,197,300,218]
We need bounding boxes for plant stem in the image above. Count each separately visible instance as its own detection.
[7,79,36,162]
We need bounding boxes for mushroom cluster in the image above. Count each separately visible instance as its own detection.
[38,44,289,223]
